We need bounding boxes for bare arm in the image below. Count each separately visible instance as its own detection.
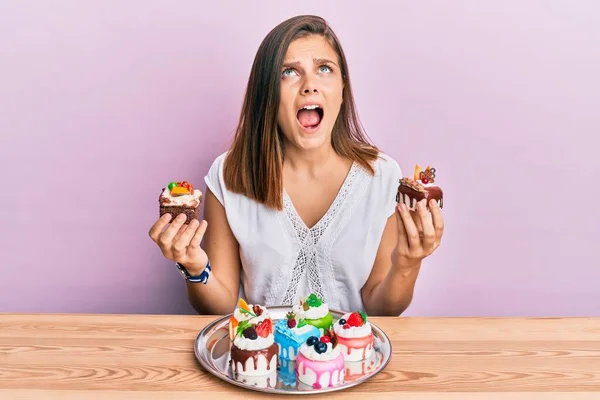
[149,187,241,315]
[185,188,241,314]
[361,211,420,316]
[361,199,444,316]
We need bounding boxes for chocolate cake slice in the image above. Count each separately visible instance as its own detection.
[159,181,202,224]
[396,165,443,211]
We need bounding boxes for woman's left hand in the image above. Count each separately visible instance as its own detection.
[392,199,444,270]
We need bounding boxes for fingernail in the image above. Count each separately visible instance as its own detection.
[176,214,186,221]
[430,199,437,208]
[162,213,171,220]
[400,203,406,212]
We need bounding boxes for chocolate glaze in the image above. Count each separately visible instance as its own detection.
[230,342,279,373]
[396,184,443,208]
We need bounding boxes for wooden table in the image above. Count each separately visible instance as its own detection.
[0,314,599,399]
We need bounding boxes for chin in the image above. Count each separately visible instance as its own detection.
[293,128,331,151]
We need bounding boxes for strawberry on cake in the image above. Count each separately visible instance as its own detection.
[295,329,345,389]
[274,311,321,361]
[293,293,333,336]
[229,299,278,376]
[333,311,374,362]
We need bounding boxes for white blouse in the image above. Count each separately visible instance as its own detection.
[204,151,402,313]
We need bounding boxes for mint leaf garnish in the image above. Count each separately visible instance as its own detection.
[236,320,251,337]
[239,308,256,318]
[306,293,322,308]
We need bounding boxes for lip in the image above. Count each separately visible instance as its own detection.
[297,102,324,112]
[296,102,324,134]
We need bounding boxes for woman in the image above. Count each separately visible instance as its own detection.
[149,15,444,316]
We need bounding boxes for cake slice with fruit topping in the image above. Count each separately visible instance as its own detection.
[229,299,278,376]
[396,164,443,211]
[158,180,202,223]
[293,293,333,336]
[333,311,375,361]
[274,310,321,360]
[295,328,345,389]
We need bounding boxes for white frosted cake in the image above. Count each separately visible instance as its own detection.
[333,311,374,362]
[229,299,278,376]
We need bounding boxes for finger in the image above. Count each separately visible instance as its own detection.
[395,204,409,250]
[149,213,173,242]
[418,200,436,251]
[158,213,188,247]
[190,220,208,248]
[398,202,421,249]
[172,222,190,243]
[429,199,445,243]
[411,210,423,237]
[172,219,200,255]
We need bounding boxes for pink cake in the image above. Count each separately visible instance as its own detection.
[333,311,374,362]
[295,329,345,389]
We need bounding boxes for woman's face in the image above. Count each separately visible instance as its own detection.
[277,35,344,152]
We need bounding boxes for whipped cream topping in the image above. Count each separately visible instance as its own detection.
[416,180,436,188]
[160,188,202,206]
[233,305,270,325]
[291,325,318,336]
[299,341,340,361]
[291,304,304,318]
[333,313,372,338]
[302,303,329,320]
[233,333,275,350]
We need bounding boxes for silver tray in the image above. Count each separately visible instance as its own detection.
[194,306,392,394]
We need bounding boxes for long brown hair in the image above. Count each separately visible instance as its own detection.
[223,15,380,210]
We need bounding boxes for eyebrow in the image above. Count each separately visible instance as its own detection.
[282,58,339,69]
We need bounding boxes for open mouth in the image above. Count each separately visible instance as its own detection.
[296,104,324,131]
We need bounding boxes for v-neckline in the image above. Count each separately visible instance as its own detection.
[282,161,358,232]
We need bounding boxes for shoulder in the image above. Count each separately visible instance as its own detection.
[365,152,402,217]
[208,151,229,171]
[371,152,402,181]
[204,151,230,205]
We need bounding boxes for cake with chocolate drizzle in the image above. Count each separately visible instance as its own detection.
[396,164,443,210]
[229,299,278,376]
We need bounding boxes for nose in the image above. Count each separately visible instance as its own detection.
[301,77,319,95]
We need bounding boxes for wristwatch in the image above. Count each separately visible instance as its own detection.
[176,260,211,284]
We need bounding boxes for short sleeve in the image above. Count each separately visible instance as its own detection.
[203,152,227,206]
[378,153,402,218]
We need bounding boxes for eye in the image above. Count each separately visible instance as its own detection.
[282,68,298,77]
[319,65,333,73]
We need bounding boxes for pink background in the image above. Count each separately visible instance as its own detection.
[1,1,598,316]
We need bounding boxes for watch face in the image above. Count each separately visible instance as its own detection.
[176,264,189,280]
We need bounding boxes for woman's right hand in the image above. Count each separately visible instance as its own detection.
[148,213,209,276]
